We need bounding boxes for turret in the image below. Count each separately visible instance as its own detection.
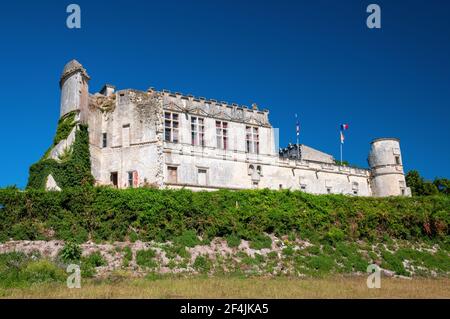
[59,59,90,123]
[368,138,411,197]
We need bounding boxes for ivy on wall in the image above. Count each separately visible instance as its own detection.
[27,113,94,189]
[0,187,448,243]
[53,112,76,146]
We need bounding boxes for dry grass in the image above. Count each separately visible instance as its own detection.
[1,276,449,299]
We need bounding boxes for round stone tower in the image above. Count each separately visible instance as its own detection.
[59,59,90,122]
[368,138,410,197]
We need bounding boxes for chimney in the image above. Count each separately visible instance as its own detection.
[100,84,115,97]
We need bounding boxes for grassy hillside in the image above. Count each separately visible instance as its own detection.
[0,188,448,286]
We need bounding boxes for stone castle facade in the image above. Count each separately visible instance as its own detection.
[47,60,411,197]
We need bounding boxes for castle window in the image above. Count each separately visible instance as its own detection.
[110,172,118,188]
[167,166,178,184]
[191,116,205,146]
[216,121,228,150]
[127,171,138,188]
[197,169,207,186]
[253,181,259,189]
[102,133,107,148]
[246,126,259,154]
[127,171,134,188]
[300,185,306,191]
[122,124,130,147]
[395,156,401,165]
[326,187,332,194]
[164,112,179,143]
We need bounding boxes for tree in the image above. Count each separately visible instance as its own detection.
[405,170,424,196]
[433,178,450,195]
[406,170,440,196]
[422,182,439,196]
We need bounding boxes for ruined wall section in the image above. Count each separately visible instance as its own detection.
[88,89,164,188]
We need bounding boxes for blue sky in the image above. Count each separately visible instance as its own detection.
[0,0,449,188]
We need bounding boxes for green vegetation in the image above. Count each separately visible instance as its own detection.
[193,255,212,273]
[0,252,65,288]
[226,233,241,248]
[249,234,272,250]
[59,241,82,262]
[122,247,132,267]
[406,170,449,196]
[0,187,449,244]
[27,113,94,190]
[81,251,107,277]
[53,112,77,146]
[136,249,158,269]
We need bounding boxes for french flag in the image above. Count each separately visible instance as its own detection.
[340,124,349,144]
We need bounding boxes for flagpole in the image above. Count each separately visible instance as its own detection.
[295,114,299,160]
[340,142,343,164]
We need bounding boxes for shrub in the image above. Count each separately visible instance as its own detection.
[122,246,133,267]
[282,245,295,257]
[136,249,158,269]
[249,234,272,250]
[381,250,408,276]
[173,230,201,248]
[193,255,212,273]
[84,251,106,267]
[324,227,345,244]
[60,241,82,262]
[0,187,449,244]
[21,260,66,284]
[226,233,241,248]
[0,252,65,288]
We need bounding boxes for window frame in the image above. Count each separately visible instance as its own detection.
[191,116,205,146]
[246,126,259,154]
[127,171,134,188]
[164,112,180,143]
[167,166,178,184]
[216,121,228,150]
[102,133,107,148]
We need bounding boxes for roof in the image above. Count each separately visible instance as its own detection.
[60,59,90,87]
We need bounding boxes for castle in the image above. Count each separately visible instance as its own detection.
[45,59,411,197]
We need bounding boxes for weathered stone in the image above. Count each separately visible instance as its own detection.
[55,59,411,197]
[45,174,61,191]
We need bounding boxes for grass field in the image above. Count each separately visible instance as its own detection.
[1,276,449,299]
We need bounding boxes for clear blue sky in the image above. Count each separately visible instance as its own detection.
[0,0,449,188]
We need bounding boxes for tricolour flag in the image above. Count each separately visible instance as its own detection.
[340,123,349,144]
